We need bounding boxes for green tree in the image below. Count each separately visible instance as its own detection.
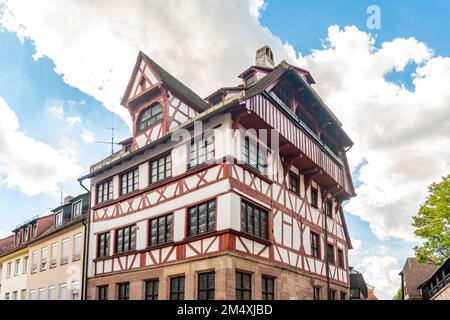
[392,288,402,300]
[412,175,450,264]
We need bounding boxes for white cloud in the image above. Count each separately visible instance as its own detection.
[81,129,94,144]
[47,105,64,119]
[65,116,81,126]
[0,0,300,128]
[348,238,363,259]
[1,3,449,243]
[299,26,450,241]
[355,255,401,300]
[0,96,84,196]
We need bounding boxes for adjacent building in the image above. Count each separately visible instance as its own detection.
[417,256,450,300]
[399,257,438,300]
[27,193,90,300]
[80,46,355,300]
[349,268,378,300]
[0,215,53,300]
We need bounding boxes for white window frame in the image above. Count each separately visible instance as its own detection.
[48,286,56,300]
[40,247,48,271]
[72,200,82,219]
[61,238,69,265]
[22,256,28,273]
[14,259,20,276]
[72,233,82,261]
[55,211,63,227]
[31,251,38,273]
[59,284,67,300]
[38,288,45,300]
[6,262,12,278]
[29,290,36,300]
[50,243,58,267]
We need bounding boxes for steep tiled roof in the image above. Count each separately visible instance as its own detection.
[400,257,438,299]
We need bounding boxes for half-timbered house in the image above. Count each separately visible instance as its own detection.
[80,46,355,300]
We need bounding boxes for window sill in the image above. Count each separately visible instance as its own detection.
[236,163,272,184]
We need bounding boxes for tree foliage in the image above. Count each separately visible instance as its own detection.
[392,288,402,300]
[412,175,450,264]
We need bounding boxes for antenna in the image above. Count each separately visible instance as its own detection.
[95,121,122,155]
[60,190,63,205]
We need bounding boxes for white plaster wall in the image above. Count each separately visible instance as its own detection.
[0,252,28,300]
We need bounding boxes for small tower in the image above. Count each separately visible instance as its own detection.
[255,45,275,68]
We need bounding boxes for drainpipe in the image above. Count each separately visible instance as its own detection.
[78,177,90,300]
[324,188,346,300]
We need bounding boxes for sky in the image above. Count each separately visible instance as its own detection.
[0,0,449,299]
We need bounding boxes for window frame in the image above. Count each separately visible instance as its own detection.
[313,286,321,300]
[117,282,130,301]
[72,200,83,219]
[187,199,216,238]
[120,168,139,196]
[145,279,159,300]
[198,272,215,300]
[40,247,48,271]
[148,213,174,247]
[72,233,82,261]
[288,172,300,194]
[55,211,63,227]
[261,276,275,300]
[97,285,109,300]
[97,232,110,258]
[114,224,137,254]
[324,199,333,218]
[136,103,163,133]
[50,243,58,268]
[96,179,113,204]
[311,232,320,258]
[310,187,318,208]
[327,243,335,265]
[150,153,172,184]
[243,136,268,175]
[235,271,252,300]
[337,248,345,268]
[189,134,214,169]
[61,238,69,265]
[241,200,269,240]
[170,276,185,300]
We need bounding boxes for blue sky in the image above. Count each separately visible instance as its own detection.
[0,1,448,299]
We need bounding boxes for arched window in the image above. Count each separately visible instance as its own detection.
[137,103,163,132]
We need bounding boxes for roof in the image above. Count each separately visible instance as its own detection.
[350,272,368,299]
[400,257,438,299]
[121,51,209,111]
[204,85,247,102]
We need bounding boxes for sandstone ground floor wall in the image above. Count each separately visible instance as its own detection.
[87,251,348,300]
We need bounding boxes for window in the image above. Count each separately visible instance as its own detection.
[189,135,214,168]
[97,232,110,257]
[328,290,336,300]
[38,288,45,300]
[324,199,333,218]
[61,238,69,264]
[170,276,185,300]
[31,251,38,273]
[73,233,82,261]
[137,103,163,132]
[310,187,318,208]
[5,293,10,300]
[40,247,48,270]
[32,224,37,237]
[24,227,29,241]
[243,136,267,175]
[97,179,113,204]
[50,243,58,267]
[145,280,159,300]
[150,154,171,183]
[289,173,299,194]
[311,232,320,258]
[98,285,109,300]
[337,249,344,268]
[12,291,17,300]
[22,256,28,273]
[149,214,173,246]
[327,243,335,265]
[21,289,26,300]
[48,286,56,300]
[121,168,139,195]
[241,200,268,239]
[71,281,80,300]
[59,284,67,300]
[236,272,251,300]
[14,259,20,276]
[313,287,321,300]
[16,232,21,245]
[350,288,361,299]
[72,200,82,218]
[55,211,63,227]
[340,292,347,300]
[198,272,215,300]
[29,290,36,300]
[115,225,136,254]
[6,262,12,277]
[262,276,274,300]
[188,200,216,237]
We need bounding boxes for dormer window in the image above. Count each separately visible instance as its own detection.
[72,201,82,219]
[24,227,29,242]
[16,232,21,245]
[55,211,63,227]
[32,224,37,237]
[137,103,163,132]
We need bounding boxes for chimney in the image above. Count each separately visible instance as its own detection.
[64,196,74,204]
[255,45,275,68]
